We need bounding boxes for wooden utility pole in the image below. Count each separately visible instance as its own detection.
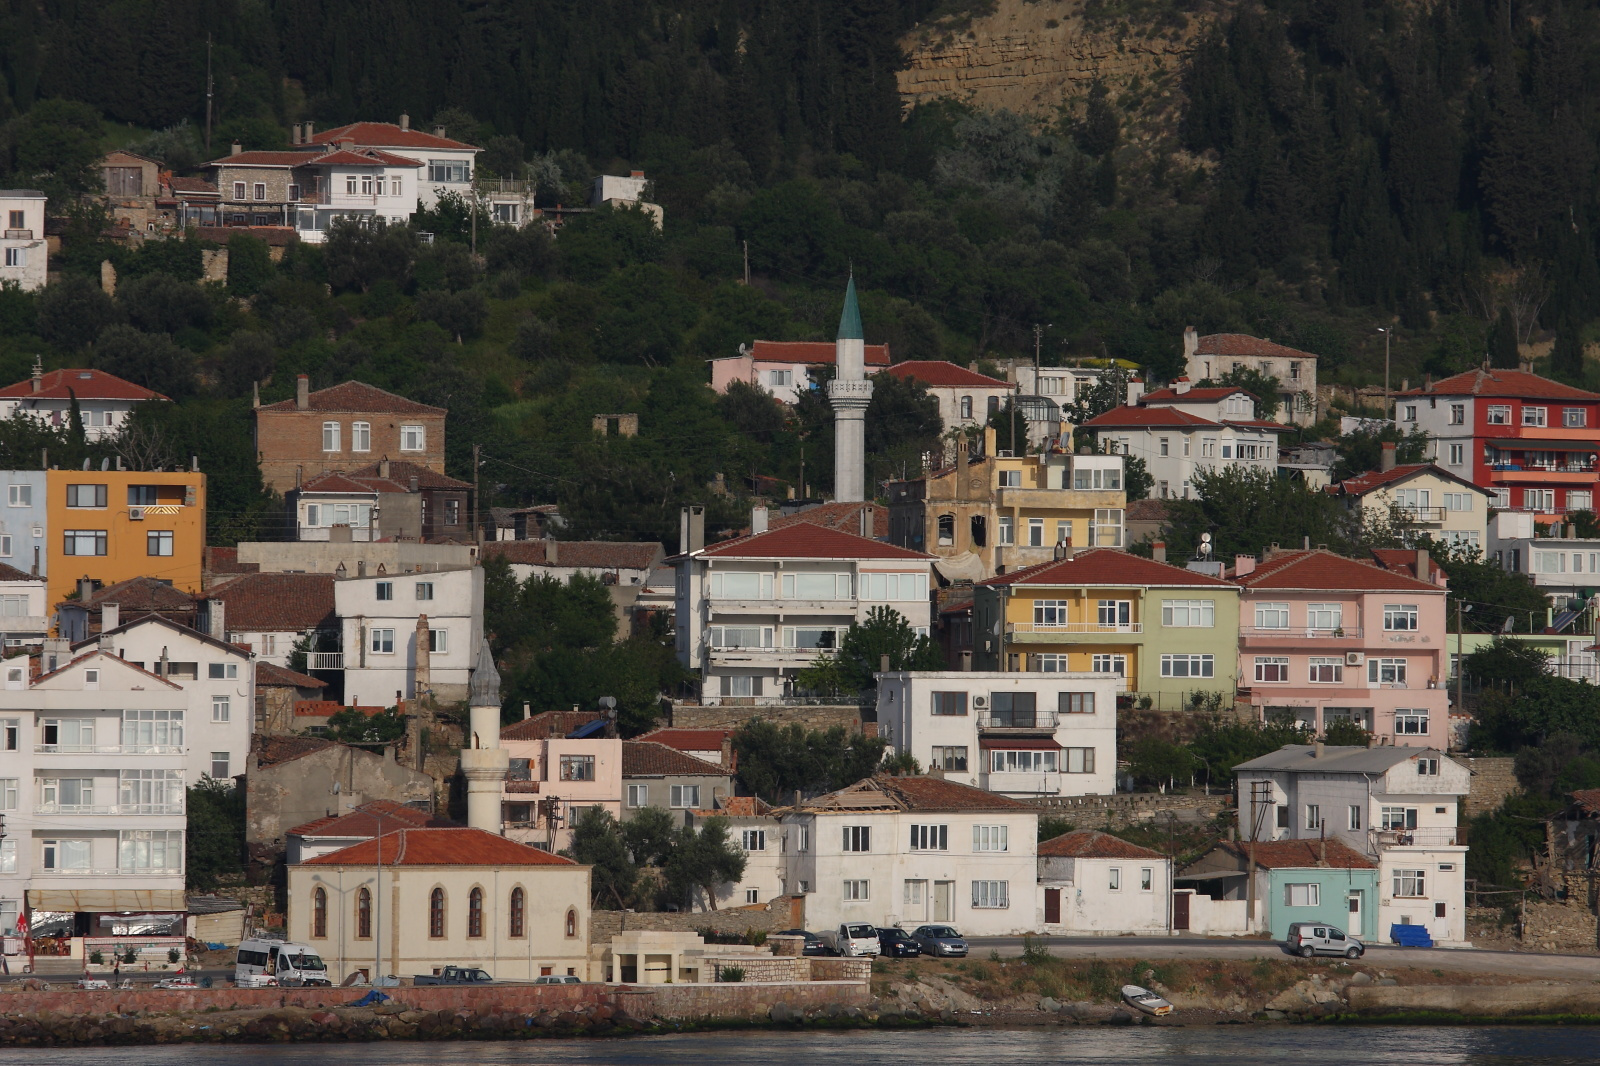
[1246,780,1270,931]
[472,442,482,546]
[204,35,214,153]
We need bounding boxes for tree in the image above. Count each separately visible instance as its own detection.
[323,707,407,745]
[1463,637,1550,688]
[800,606,944,694]
[93,325,197,398]
[1333,424,1431,479]
[1207,365,1281,420]
[415,289,488,342]
[1123,454,1154,501]
[1321,718,1371,746]
[732,721,888,803]
[1434,545,1550,635]
[1490,308,1520,368]
[227,233,273,297]
[186,777,245,891]
[1157,466,1355,561]
[1124,736,1198,790]
[1189,718,1310,785]
[662,818,748,910]
[118,273,212,335]
[623,805,678,867]
[36,275,120,351]
[563,806,638,908]
[3,99,104,201]
[1551,316,1586,383]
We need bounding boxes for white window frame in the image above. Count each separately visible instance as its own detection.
[971,825,1009,852]
[1254,656,1289,682]
[369,628,395,654]
[1160,653,1214,678]
[1368,658,1407,685]
[322,422,341,452]
[1285,883,1321,907]
[971,880,1009,908]
[1254,602,1290,629]
[1522,406,1547,427]
[400,425,426,452]
[1307,657,1344,683]
[211,695,230,723]
[909,824,948,851]
[626,784,648,807]
[669,784,700,809]
[842,825,871,852]
[351,422,371,451]
[843,879,870,901]
[1162,599,1215,627]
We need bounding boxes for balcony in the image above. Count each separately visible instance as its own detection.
[978,710,1060,731]
[707,645,828,667]
[1240,626,1363,649]
[1371,826,1465,850]
[1007,621,1142,638]
[1394,507,1446,525]
[34,744,183,756]
[707,597,855,613]
[42,867,183,877]
[3,228,33,240]
[35,803,184,816]
[306,652,344,670]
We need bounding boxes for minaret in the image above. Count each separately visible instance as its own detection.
[460,639,509,833]
[827,275,872,503]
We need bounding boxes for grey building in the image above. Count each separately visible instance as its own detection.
[621,741,734,827]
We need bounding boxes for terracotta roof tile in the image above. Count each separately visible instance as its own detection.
[295,700,388,718]
[1193,334,1318,360]
[622,741,729,777]
[1140,386,1250,404]
[303,827,579,867]
[168,177,218,194]
[252,734,337,767]
[1570,788,1600,815]
[0,368,169,401]
[204,546,258,576]
[1039,830,1165,860]
[288,799,454,838]
[61,576,197,616]
[1082,406,1222,429]
[348,460,469,490]
[1369,549,1447,584]
[1395,368,1600,400]
[1215,839,1375,870]
[1332,463,1486,496]
[1235,549,1443,593]
[1125,499,1171,522]
[882,361,1014,388]
[207,572,336,632]
[502,711,608,741]
[206,151,314,167]
[305,122,479,152]
[257,380,445,414]
[636,728,733,752]
[980,547,1236,588]
[256,661,327,689]
[800,775,1030,813]
[710,796,772,817]
[695,523,931,561]
[747,340,890,367]
[0,562,37,583]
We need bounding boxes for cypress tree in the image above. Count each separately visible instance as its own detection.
[1490,308,1519,368]
[1550,317,1586,383]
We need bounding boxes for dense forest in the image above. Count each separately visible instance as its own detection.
[1,0,1600,543]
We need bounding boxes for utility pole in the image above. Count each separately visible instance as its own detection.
[1245,780,1270,931]
[1377,327,1391,418]
[472,443,482,547]
[204,35,214,153]
[1456,596,1466,716]
[742,241,750,286]
[798,445,805,501]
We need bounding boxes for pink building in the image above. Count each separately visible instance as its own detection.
[709,340,890,404]
[498,715,622,851]
[1232,549,1448,748]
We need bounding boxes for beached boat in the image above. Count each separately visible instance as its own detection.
[1121,984,1173,1016]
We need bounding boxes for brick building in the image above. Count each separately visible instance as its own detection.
[254,376,447,495]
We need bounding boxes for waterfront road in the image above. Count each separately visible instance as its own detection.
[962,935,1600,979]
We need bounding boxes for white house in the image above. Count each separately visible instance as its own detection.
[1181,328,1319,426]
[674,515,935,703]
[1234,744,1470,945]
[0,189,47,291]
[880,362,1017,434]
[197,572,337,668]
[299,119,479,211]
[0,364,168,441]
[875,671,1118,798]
[690,798,784,909]
[336,565,483,704]
[590,171,663,227]
[292,148,424,240]
[708,340,891,405]
[780,775,1039,935]
[1330,454,1492,551]
[0,562,49,647]
[1010,362,1145,410]
[1488,509,1600,606]
[1037,830,1172,935]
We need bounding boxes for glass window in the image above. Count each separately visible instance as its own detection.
[781,572,851,600]
[123,709,183,751]
[1162,599,1214,627]
[1487,405,1511,424]
[971,881,1009,908]
[1306,603,1342,630]
[376,581,393,601]
[1308,657,1344,683]
[1382,806,1418,830]
[401,425,426,451]
[669,784,700,808]
[147,530,173,556]
[210,752,230,778]
[1522,406,1547,427]
[909,824,947,851]
[1286,883,1321,907]
[711,572,773,599]
[370,628,395,653]
[428,629,447,653]
[972,825,1009,852]
[322,422,340,451]
[1305,804,1322,829]
[1254,602,1290,629]
[931,691,967,716]
[66,484,106,508]
[559,755,595,781]
[1396,711,1429,735]
[1091,653,1126,676]
[1059,692,1095,714]
[1349,805,1363,830]
[415,581,434,600]
[1160,654,1214,678]
[1109,867,1121,891]
[1033,600,1069,626]
[1063,747,1096,773]
[1383,603,1419,631]
[211,695,230,722]
[7,484,30,507]
[843,879,870,901]
[1090,508,1123,547]
[1254,656,1289,682]
[998,517,1014,545]
[931,745,968,771]
[988,691,1037,727]
[627,784,648,807]
[253,183,266,201]
[990,749,1057,773]
[1368,658,1407,684]
[842,826,871,852]
[1393,869,1426,897]
[1450,403,1466,425]
[1097,599,1131,627]
[742,829,767,851]
[62,529,106,556]
[352,422,371,451]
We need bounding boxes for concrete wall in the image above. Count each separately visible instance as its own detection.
[1347,982,1600,1015]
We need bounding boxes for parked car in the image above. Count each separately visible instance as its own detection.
[776,929,827,957]
[877,927,922,958]
[818,922,881,957]
[533,974,582,984]
[909,925,968,957]
[413,966,494,984]
[1285,922,1364,959]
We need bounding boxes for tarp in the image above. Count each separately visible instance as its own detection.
[27,889,186,911]
[933,552,987,584]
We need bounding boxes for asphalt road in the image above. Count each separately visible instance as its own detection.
[962,935,1600,979]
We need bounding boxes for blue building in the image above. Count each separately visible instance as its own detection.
[1176,838,1379,941]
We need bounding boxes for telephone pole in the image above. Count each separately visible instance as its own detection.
[204,35,214,153]
[472,443,482,546]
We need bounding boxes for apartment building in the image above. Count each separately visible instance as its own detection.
[1233,744,1470,944]
[196,572,337,668]
[876,671,1119,798]
[620,741,735,828]
[1329,450,1493,551]
[0,365,168,442]
[1181,327,1319,426]
[254,377,448,495]
[708,340,890,405]
[1394,367,1600,518]
[44,468,205,610]
[298,119,480,211]
[880,361,1017,434]
[673,517,935,703]
[0,563,48,647]
[0,470,47,578]
[498,716,623,852]
[888,429,1126,577]
[1010,362,1145,409]
[781,776,1039,934]
[691,797,782,908]
[0,189,47,291]
[1233,549,1449,748]
[972,549,1241,708]
[335,565,483,704]
[289,461,472,543]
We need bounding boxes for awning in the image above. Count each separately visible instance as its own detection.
[1483,438,1600,452]
[977,737,1061,750]
[28,889,187,911]
[933,552,988,584]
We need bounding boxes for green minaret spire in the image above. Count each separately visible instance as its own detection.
[836,274,863,341]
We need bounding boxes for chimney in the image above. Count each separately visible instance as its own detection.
[208,598,226,641]
[101,602,119,633]
[720,736,734,771]
[291,123,301,145]
[98,629,115,654]
[1380,441,1397,472]
[414,613,431,697]
[1173,377,1191,395]
[340,137,355,152]
[859,504,876,538]
[400,113,410,131]
[879,654,891,676]
[1314,740,1325,759]
[545,540,557,565]
[357,559,367,577]
[433,124,446,138]
[522,702,531,720]
[1416,547,1431,582]
[1318,829,1327,866]
[159,645,170,678]
[630,170,645,179]
[30,359,42,394]
[1234,554,1256,577]
[304,121,314,142]
[378,457,390,479]
[1424,374,1434,392]
[1367,731,1379,749]
[1183,325,1199,360]
[751,506,769,535]
[960,650,972,671]
[679,505,705,554]
[77,577,95,601]
[1152,541,1167,564]
[1303,536,1311,550]
[408,475,419,493]
[295,374,309,410]
[230,140,242,156]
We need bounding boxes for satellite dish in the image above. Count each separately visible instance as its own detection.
[1197,532,1212,558]
[598,696,617,710]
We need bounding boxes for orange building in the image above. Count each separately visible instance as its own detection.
[45,469,206,611]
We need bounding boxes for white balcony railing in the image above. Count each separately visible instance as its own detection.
[306,652,344,670]
[45,867,183,877]
[34,745,184,755]
[35,803,184,816]
[1372,826,1463,849]
[1008,622,1142,634]
[1240,626,1363,639]
[978,710,1060,730]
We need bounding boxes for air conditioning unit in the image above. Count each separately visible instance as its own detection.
[972,695,989,711]
[128,507,145,520]
[1345,651,1365,666]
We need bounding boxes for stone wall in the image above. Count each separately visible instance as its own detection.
[809,957,872,982]
[588,900,788,944]
[704,955,806,982]
[1460,756,1520,815]
[670,701,864,733]
[1522,900,1600,953]
[1031,791,1230,828]
[646,980,871,1019]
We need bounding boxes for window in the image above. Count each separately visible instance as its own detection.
[66,484,106,508]
[1090,508,1123,547]
[1418,757,1440,776]
[843,880,870,901]
[1565,408,1588,428]
[41,719,95,751]
[6,484,28,507]
[1034,653,1070,672]
[123,710,182,750]
[1254,602,1290,629]
[991,749,1057,773]
[1487,405,1511,424]
[1,719,13,749]
[988,691,1037,727]
[1442,492,1473,512]
[971,881,1009,908]
[84,669,99,690]
[42,839,92,870]
[1402,405,1417,422]
[467,887,484,937]
[780,572,851,600]
[1073,466,1122,490]
[253,183,266,201]
[796,826,809,852]
[1569,491,1593,512]
[360,174,374,196]
[1161,653,1214,678]
[376,581,393,601]
[842,826,871,852]
[0,778,14,810]
[322,422,341,451]
[1368,658,1407,685]
[1254,657,1290,682]
[401,425,426,451]
[312,888,327,937]
[1382,806,1419,830]
[858,572,928,601]
[287,183,301,202]
[1108,868,1121,891]
[429,887,445,937]
[0,838,14,873]
[559,754,595,781]
[232,181,246,200]
[1097,599,1131,627]
[1492,488,1511,509]
[1308,657,1344,683]
[1349,805,1363,830]
[147,530,173,556]
[742,829,767,852]
[1059,692,1095,715]
[1202,438,1216,457]
[998,516,1014,545]
[428,629,447,653]
[1285,883,1321,907]
[715,625,774,649]
[909,824,948,851]
[764,368,792,389]
[1522,406,1547,427]
[1383,603,1419,631]
[1393,869,1426,898]
[670,785,700,808]
[509,887,525,937]
[211,752,230,778]
[565,909,578,937]
[627,784,648,807]
[355,886,372,938]
[959,396,973,419]
[997,469,1022,488]
[370,628,395,653]
[208,662,239,680]
[351,422,371,451]
[1162,600,1215,627]
[1442,443,1464,466]
[1396,711,1429,735]
[1450,403,1466,425]
[345,176,358,194]
[1092,653,1126,676]
[971,824,1010,852]
[428,159,470,183]
[1526,488,1555,511]
[1063,748,1096,773]
[211,696,230,723]
[1027,517,1045,547]
[931,691,968,716]
[930,746,968,772]
[1305,804,1321,830]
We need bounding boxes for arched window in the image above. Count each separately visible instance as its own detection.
[429,887,445,938]
[937,513,956,547]
[356,887,371,939]
[564,907,578,938]
[467,887,484,938]
[312,887,327,938]
[960,396,973,420]
[509,887,525,938]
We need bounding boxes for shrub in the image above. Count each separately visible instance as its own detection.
[1020,935,1052,965]
[89,950,104,965]
[168,947,181,964]
[718,966,746,983]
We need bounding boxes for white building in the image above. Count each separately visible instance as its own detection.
[1010,363,1145,410]
[674,513,935,703]
[1181,328,1319,426]
[299,119,479,211]
[880,362,1017,435]
[197,572,337,669]
[0,562,49,646]
[1037,830,1172,935]
[0,364,168,441]
[336,565,483,704]
[0,190,47,292]
[590,171,662,227]
[691,798,784,910]
[781,775,1039,935]
[1234,744,1470,945]
[1488,509,1600,604]
[1330,455,1493,551]
[875,671,1118,798]
[709,339,891,406]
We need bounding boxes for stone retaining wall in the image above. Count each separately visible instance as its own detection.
[1459,756,1519,815]
[1031,792,1229,827]
[589,902,787,944]
[1522,900,1600,953]
[647,980,871,1019]
[669,702,863,733]
[704,955,806,982]
[809,957,871,982]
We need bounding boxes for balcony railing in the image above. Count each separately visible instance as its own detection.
[34,744,184,755]
[35,803,184,816]
[4,228,33,240]
[1394,507,1446,523]
[1240,626,1363,639]
[978,711,1060,730]
[44,867,183,877]
[306,652,344,670]
[1371,826,1465,849]
[1008,622,1143,634]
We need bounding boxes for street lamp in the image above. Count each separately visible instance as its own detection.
[1376,327,1391,418]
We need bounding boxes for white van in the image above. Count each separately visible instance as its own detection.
[235,937,331,987]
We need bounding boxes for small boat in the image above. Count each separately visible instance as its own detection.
[1121,984,1173,1016]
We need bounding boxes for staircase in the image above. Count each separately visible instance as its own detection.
[1389,923,1434,948]
[26,957,86,976]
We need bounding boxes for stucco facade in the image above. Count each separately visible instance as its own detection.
[1038,831,1172,935]
[245,737,436,852]
[336,565,482,704]
[44,468,205,611]
[1331,460,1492,552]
[499,735,623,852]
[0,190,48,291]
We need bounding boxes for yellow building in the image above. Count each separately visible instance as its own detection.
[46,468,206,610]
[888,428,1127,579]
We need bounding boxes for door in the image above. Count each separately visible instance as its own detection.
[1347,891,1363,937]
[1173,891,1190,931]
[933,881,954,922]
[905,880,929,923]
[1044,888,1061,925]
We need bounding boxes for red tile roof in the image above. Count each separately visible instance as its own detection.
[1082,405,1221,429]
[622,741,729,777]
[60,576,198,616]
[801,775,1031,812]
[501,711,608,742]
[1193,333,1318,360]
[0,563,37,583]
[481,540,663,570]
[207,572,336,631]
[294,700,388,718]
[1140,386,1249,404]
[168,177,218,195]
[1216,839,1375,870]
[305,122,479,152]
[288,799,454,838]
[0,368,169,402]
[208,151,315,167]
[1394,368,1600,400]
[1125,498,1171,522]
[883,361,1014,388]
[1570,788,1600,815]
[1368,549,1447,584]
[204,546,258,576]
[747,340,890,367]
[730,502,889,540]
[349,460,469,490]
[636,728,732,752]
[256,661,327,689]
[1332,463,1486,497]
[257,380,445,414]
[980,547,1236,588]
[253,734,337,767]
[1234,549,1443,593]
[303,827,579,867]
[1040,830,1165,860]
[695,523,931,561]
[708,796,772,817]
[309,148,423,168]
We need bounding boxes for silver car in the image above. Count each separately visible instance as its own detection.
[1285,922,1364,959]
[909,924,968,957]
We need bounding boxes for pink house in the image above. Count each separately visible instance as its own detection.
[498,716,623,851]
[1232,549,1448,748]
[709,339,890,404]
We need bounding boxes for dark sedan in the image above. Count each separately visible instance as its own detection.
[877,927,922,958]
[775,929,827,957]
